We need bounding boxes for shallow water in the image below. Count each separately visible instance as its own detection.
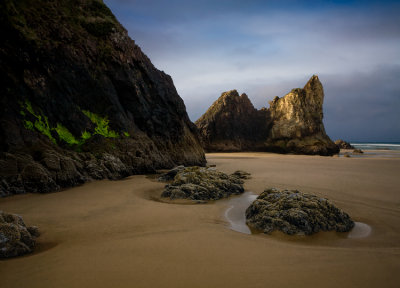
[348,222,372,238]
[224,192,257,234]
[339,148,400,158]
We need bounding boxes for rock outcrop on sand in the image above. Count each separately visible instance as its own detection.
[0,0,205,196]
[0,211,39,258]
[335,139,354,149]
[245,188,354,235]
[195,91,269,151]
[160,166,247,201]
[196,76,339,155]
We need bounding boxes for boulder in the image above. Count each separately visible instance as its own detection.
[0,211,39,258]
[245,188,354,235]
[335,139,354,149]
[158,165,185,181]
[161,166,249,201]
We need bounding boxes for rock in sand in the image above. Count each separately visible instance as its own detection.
[161,166,249,201]
[0,211,39,258]
[245,188,354,235]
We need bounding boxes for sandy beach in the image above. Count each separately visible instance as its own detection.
[1,152,399,288]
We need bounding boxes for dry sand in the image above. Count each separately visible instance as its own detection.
[1,152,400,288]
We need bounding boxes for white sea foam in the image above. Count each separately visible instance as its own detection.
[351,143,400,150]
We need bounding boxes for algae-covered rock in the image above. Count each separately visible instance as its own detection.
[245,188,354,235]
[0,211,39,258]
[161,166,248,201]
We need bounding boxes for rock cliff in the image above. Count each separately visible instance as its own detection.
[195,90,269,151]
[195,76,338,155]
[0,0,205,196]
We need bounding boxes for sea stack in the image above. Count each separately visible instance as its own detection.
[195,90,269,151]
[195,75,338,155]
[0,0,205,196]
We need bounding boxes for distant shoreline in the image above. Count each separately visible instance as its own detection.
[340,148,400,159]
[351,143,400,151]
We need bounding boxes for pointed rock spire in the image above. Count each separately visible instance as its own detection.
[195,75,339,155]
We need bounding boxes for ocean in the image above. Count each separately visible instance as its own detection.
[342,142,400,158]
[351,143,400,151]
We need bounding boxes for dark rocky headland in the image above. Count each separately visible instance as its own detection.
[245,188,354,235]
[0,0,205,196]
[195,76,339,156]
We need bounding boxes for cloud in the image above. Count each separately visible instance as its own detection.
[322,66,400,142]
[104,0,400,141]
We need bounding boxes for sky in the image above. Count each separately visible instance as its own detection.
[104,0,400,142]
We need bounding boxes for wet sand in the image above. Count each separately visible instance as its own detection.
[1,152,400,288]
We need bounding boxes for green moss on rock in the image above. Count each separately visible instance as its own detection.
[81,109,119,138]
[54,124,79,145]
[20,100,56,144]
[20,99,124,146]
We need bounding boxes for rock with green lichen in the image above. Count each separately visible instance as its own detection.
[0,211,40,258]
[245,188,354,235]
[161,166,248,201]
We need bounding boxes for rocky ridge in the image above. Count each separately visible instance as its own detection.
[196,76,339,155]
[0,0,205,196]
[245,188,354,235]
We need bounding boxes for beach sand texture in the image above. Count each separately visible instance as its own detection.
[1,152,399,288]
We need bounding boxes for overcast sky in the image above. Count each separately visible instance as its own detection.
[104,0,400,142]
